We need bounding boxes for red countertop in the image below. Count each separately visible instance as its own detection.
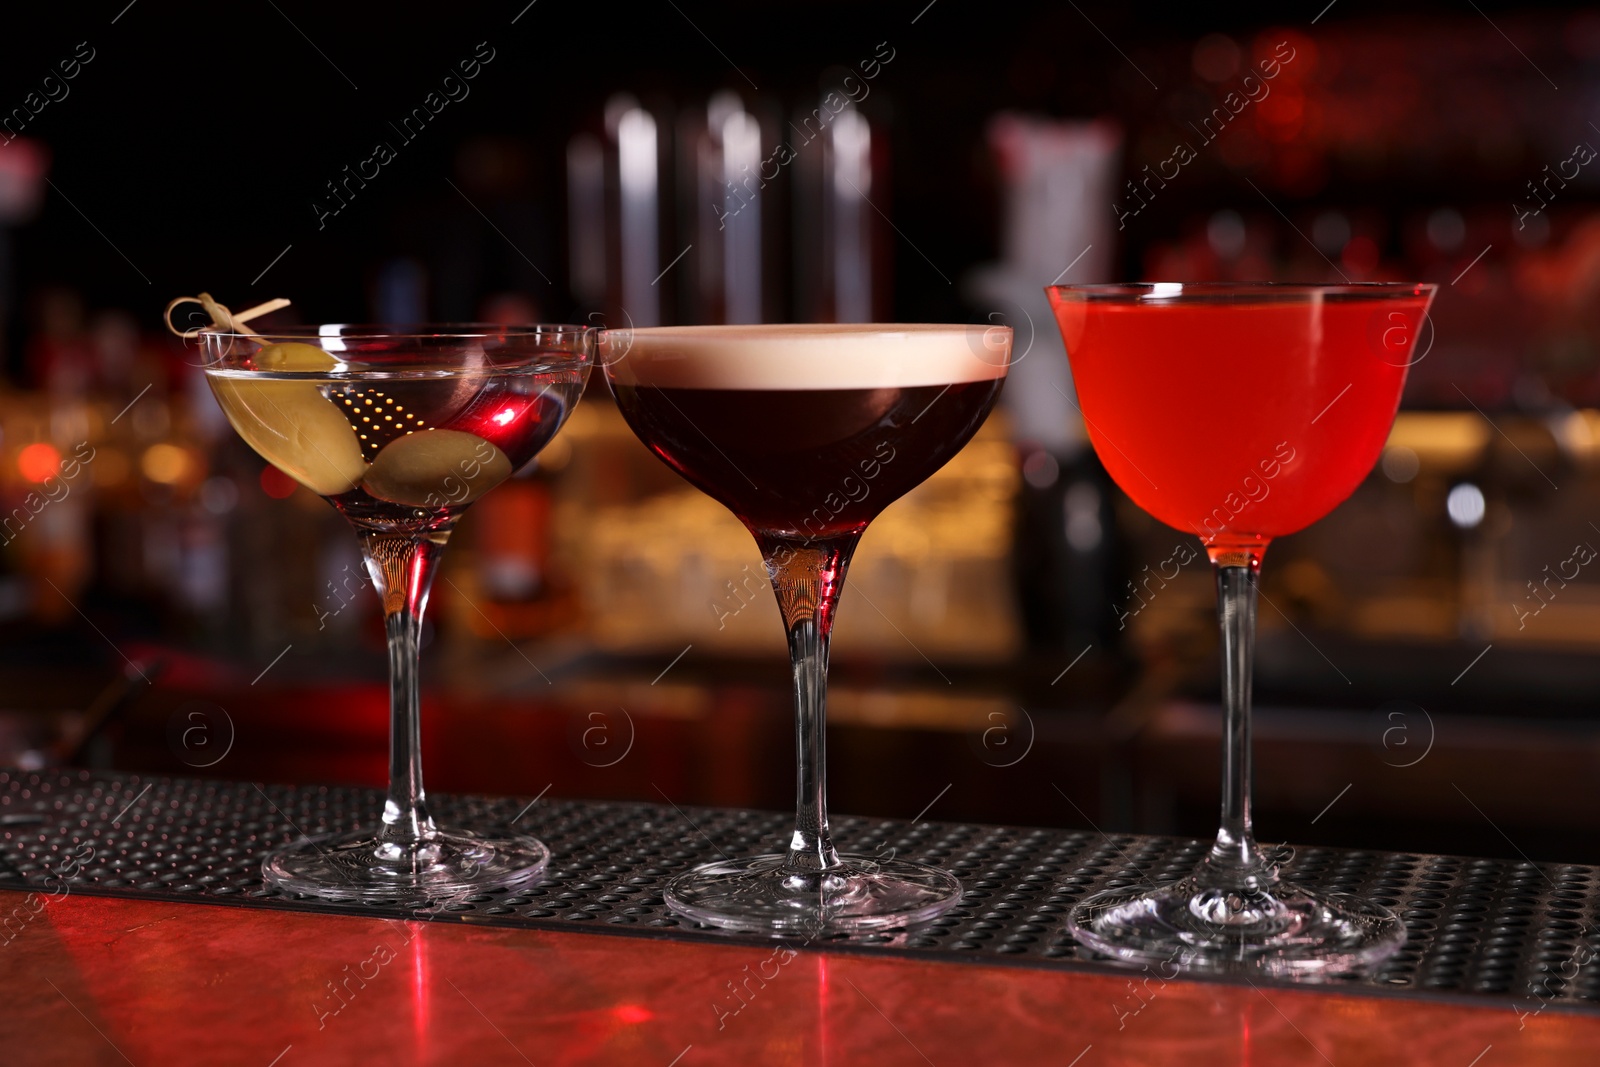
[1,893,1595,1065]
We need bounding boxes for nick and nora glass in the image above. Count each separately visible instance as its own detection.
[201,323,593,903]
[604,324,1012,934]
[1048,282,1435,975]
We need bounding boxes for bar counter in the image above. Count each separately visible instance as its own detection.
[4,893,1595,1066]
[1,770,1598,1065]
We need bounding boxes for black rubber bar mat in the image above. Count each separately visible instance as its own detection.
[1,769,1596,1016]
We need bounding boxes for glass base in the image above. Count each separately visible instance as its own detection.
[1069,878,1404,979]
[665,853,962,936]
[262,827,550,905]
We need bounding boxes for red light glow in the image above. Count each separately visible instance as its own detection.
[17,443,61,483]
[259,465,298,499]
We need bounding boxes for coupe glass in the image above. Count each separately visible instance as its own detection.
[602,324,1012,934]
[1048,283,1436,976]
[200,323,593,903]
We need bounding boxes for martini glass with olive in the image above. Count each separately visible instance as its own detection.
[201,324,592,903]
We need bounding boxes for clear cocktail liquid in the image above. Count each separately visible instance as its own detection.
[207,363,586,527]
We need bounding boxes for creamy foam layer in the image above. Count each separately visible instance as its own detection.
[603,324,1011,390]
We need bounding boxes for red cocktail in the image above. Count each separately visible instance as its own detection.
[1056,289,1430,548]
[1048,282,1436,976]
[605,324,1011,934]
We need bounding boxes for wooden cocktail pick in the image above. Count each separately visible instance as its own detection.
[163,293,291,344]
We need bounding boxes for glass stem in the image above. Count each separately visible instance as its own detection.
[359,528,451,851]
[1202,556,1275,890]
[758,533,860,874]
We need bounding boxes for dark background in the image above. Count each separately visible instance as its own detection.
[1,1,1590,330]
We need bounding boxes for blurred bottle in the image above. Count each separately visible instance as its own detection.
[792,82,890,322]
[0,137,49,374]
[12,288,96,618]
[568,95,674,327]
[681,90,783,324]
[567,130,607,313]
[26,287,93,396]
[967,115,1125,655]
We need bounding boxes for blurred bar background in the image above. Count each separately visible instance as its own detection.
[2,2,1600,861]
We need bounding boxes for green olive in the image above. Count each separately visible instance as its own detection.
[209,377,368,496]
[362,429,512,508]
[255,342,337,371]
